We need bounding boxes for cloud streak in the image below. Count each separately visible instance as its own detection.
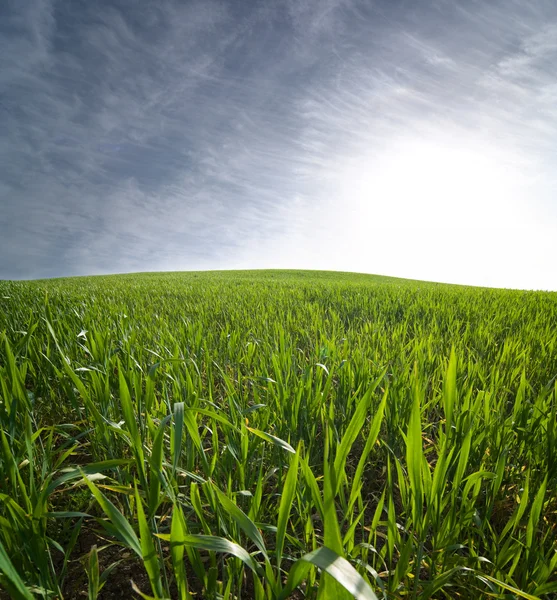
[1,0,556,288]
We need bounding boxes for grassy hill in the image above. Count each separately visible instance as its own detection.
[0,270,556,598]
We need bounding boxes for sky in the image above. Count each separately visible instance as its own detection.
[1,0,557,289]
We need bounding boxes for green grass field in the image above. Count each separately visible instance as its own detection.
[0,270,556,599]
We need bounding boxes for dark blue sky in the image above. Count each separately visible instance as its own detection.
[1,0,557,288]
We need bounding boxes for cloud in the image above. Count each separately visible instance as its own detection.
[231,0,557,289]
[0,0,556,288]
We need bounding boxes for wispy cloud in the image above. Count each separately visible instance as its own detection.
[1,0,556,288]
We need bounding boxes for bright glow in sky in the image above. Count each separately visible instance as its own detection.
[1,0,556,289]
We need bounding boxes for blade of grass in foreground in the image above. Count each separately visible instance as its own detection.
[246,426,295,453]
[82,475,142,557]
[477,573,542,600]
[319,402,353,599]
[280,546,378,600]
[148,414,171,518]
[0,539,35,600]
[135,485,164,599]
[333,376,383,496]
[276,446,300,571]
[156,532,260,575]
[350,386,388,509]
[169,506,192,600]
[406,366,424,532]
[85,545,99,600]
[212,483,268,558]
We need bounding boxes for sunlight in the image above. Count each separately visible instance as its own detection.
[336,135,522,231]
[286,131,554,288]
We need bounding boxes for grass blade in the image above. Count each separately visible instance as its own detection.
[82,475,141,557]
[281,547,378,600]
[0,539,34,600]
